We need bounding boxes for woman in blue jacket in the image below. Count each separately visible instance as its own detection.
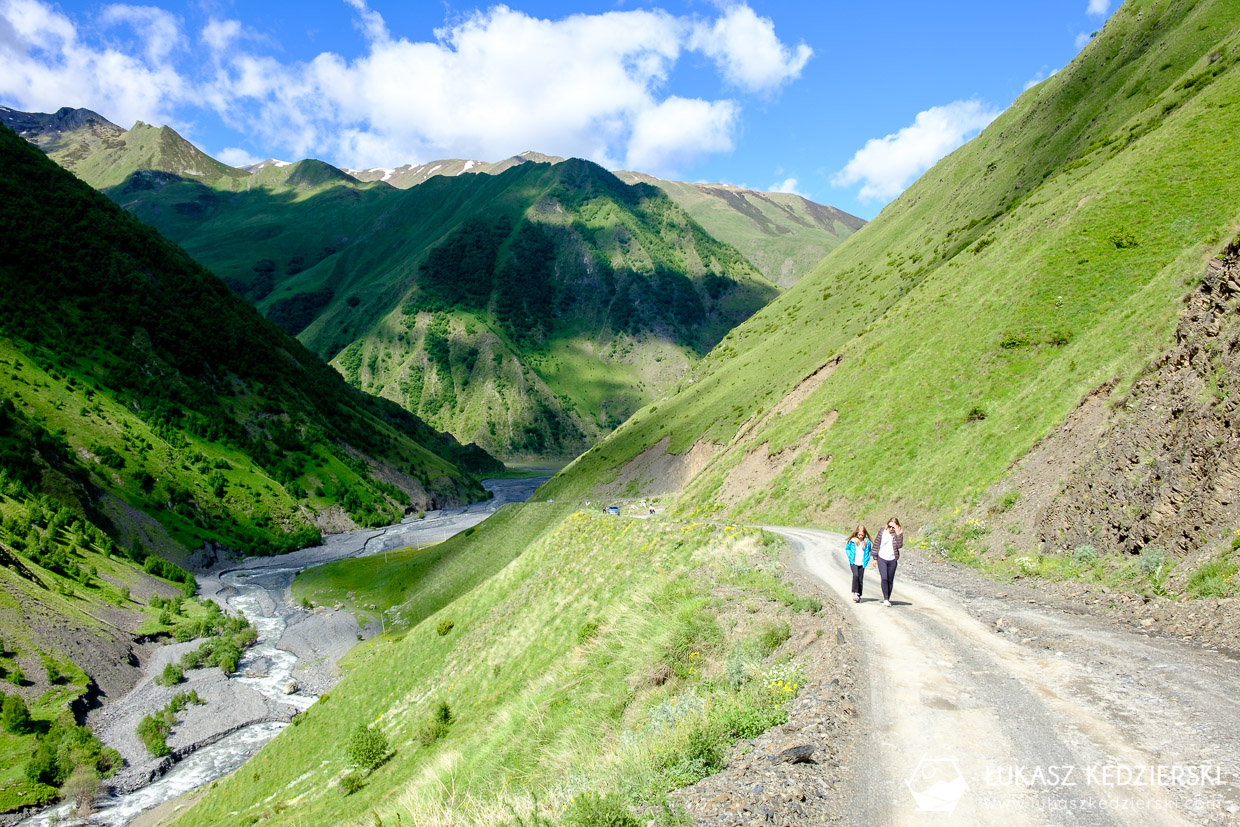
[844,525,871,603]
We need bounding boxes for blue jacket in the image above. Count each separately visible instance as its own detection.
[845,537,871,568]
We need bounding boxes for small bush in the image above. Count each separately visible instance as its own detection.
[2,693,30,733]
[1139,546,1167,578]
[577,620,600,644]
[347,724,390,771]
[715,693,786,740]
[416,701,454,746]
[756,621,790,656]
[1109,231,1139,249]
[791,595,823,614]
[999,331,1030,349]
[561,791,641,827]
[1071,545,1098,565]
[1014,556,1038,576]
[1186,554,1238,599]
[998,490,1020,511]
[436,618,455,636]
[965,406,987,422]
[1046,329,1073,347]
[339,771,364,796]
[155,663,184,686]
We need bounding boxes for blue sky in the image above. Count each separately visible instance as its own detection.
[0,0,1116,219]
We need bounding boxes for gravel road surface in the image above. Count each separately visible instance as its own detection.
[776,526,1240,826]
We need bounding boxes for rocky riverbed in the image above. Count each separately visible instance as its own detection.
[14,476,548,827]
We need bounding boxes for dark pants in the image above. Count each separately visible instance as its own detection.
[850,564,866,597]
[877,557,898,601]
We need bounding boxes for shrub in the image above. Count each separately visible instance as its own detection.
[965,406,987,422]
[998,490,1020,511]
[791,595,823,614]
[756,621,790,656]
[561,792,641,827]
[1015,556,1038,576]
[1139,546,1167,578]
[577,620,600,644]
[137,712,172,756]
[155,663,184,686]
[339,771,364,795]
[416,701,454,746]
[1072,545,1098,565]
[1186,554,1238,599]
[62,766,100,816]
[715,693,786,740]
[42,656,63,685]
[346,724,390,771]
[999,331,1030,349]
[2,693,30,733]
[436,618,455,636]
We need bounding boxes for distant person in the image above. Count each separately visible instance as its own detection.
[875,517,904,606]
[844,525,871,603]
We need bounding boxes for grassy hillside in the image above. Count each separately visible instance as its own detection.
[1,124,496,555]
[542,0,1240,541]
[346,156,864,288]
[615,173,865,287]
[101,154,777,460]
[173,504,825,826]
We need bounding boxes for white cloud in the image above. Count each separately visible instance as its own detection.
[1075,31,1093,50]
[1086,0,1110,16]
[0,0,189,127]
[342,0,388,44]
[831,99,1000,203]
[625,96,737,175]
[769,177,804,196]
[201,18,241,54]
[690,4,811,94]
[216,146,260,167]
[0,0,809,176]
[99,5,183,63]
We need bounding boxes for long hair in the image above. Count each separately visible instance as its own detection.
[887,516,902,534]
[848,524,869,543]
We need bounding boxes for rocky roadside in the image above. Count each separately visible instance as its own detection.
[669,555,862,826]
[900,548,1240,657]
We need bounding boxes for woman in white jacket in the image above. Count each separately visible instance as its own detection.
[874,517,904,606]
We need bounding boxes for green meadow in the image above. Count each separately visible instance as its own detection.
[179,507,822,826]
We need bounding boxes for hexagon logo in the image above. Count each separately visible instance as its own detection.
[906,755,968,813]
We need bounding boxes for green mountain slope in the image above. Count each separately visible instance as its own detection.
[344,154,864,287]
[614,172,866,287]
[169,503,833,827]
[0,124,495,559]
[542,0,1240,542]
[84,151,778,460]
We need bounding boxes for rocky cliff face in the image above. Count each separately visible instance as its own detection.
[1037,236,1240,561]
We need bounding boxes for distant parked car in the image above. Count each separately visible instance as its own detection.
[605,505,620,515]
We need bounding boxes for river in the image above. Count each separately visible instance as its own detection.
[18,476,549,827]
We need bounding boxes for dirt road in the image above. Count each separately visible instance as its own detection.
[774,526,1240,826]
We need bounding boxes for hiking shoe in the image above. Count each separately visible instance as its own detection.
[882,600,892,607]
[853,593,860,603]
